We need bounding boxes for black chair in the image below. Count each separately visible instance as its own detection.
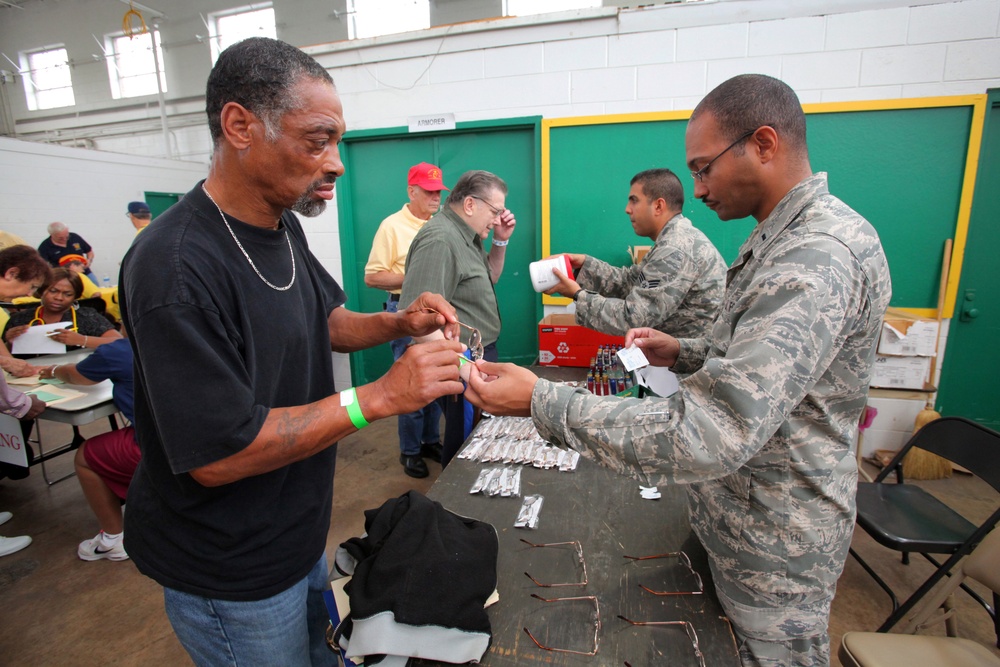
[76,296,107,314]
[849,416,1000,638]
[77,295,119,328]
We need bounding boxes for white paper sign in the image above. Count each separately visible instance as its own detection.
[10,322,69,355]
[0,413,29,468]
[617,344,649,372]
[408,113,456,133]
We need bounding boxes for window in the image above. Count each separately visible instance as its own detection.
[347,0,429,40]
[504,0,602,17]
[208,4,277,63]
[19,46,75,111]
[106,30,167,99]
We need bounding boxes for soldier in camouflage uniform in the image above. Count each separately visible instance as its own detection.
[465,74,892,667]
[549,168,726,338]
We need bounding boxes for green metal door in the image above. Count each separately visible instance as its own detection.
[937,90,1000,431]
[144,191,183,219]
[336,119,541,386]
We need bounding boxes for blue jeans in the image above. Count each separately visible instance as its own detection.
[163,555,336,667]
[386,298,442,456]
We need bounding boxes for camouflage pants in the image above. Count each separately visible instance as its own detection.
[737,634,830,667]
[717,580,833,667]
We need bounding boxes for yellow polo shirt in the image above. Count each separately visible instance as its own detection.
[363,205,430,295]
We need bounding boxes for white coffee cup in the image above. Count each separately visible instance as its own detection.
[529,255,574,293]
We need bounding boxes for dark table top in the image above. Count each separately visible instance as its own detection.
[425,369,740,666]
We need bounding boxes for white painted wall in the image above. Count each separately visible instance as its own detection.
[0,136,352,383]
[0,136,206,280]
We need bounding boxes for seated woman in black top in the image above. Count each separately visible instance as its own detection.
[4,268,121,352]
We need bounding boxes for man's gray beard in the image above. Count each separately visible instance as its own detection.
[292,193,327,218]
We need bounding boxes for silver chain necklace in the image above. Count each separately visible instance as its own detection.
[202,184,296,291]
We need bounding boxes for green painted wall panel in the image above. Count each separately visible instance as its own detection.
[549,105,972,308]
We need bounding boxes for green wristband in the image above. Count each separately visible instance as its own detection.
[340,387,370,430]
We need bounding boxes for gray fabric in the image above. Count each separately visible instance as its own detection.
[345,611,491,665]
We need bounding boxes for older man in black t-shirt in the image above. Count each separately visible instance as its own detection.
[121,38,465,666]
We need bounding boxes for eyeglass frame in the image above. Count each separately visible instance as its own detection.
[456,321,484,361]
[618,617,706,667]
[690,128,758,182]
[523,593,601,657]
[521,538,589,588]
[623,550,705,596]
[419,308,484,361]
[470,194,505,218]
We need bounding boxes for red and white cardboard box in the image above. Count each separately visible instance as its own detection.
[538,314,624,367]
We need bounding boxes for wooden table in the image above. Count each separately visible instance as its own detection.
[425,370,740,666]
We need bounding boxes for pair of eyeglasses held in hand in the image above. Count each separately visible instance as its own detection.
[420,308,484,362]
[457,321,484,361]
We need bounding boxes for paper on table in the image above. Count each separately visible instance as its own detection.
[10,323,70,355]
[6,374,41,386]
[24,384,85,406]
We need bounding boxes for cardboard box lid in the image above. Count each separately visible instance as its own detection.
[628,245,651,264]
[539,313,577,326]
[879,307,940,357]
[882,307,937,337]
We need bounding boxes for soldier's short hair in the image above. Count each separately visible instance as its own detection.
[631,168,684,210]
[692,74,808,159]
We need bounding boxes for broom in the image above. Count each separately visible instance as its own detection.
[901,239,952,480]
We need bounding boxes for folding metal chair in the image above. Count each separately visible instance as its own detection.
[840,528,1000,666]
[849,417,1000,636]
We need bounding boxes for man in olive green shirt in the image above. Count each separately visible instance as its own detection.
[400,170,516,466]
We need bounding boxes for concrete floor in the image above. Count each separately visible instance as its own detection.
[1,416,998,665]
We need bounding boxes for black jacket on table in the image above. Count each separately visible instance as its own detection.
[333,490,498,665]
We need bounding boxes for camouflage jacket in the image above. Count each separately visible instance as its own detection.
[575,214,726,337]
[532,173,891,641]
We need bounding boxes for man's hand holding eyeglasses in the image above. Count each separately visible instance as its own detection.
[400,292,460,341]
[463,360,537,417]
[367,338,465,417]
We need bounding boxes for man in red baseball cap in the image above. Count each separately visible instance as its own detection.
[364,162,450,478]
